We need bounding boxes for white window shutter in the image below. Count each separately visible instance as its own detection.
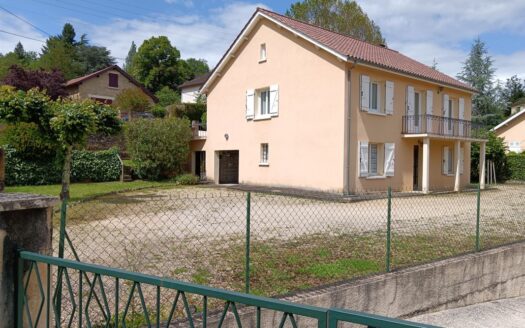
[269,84,279,116]
[359,141,369,177]
[443,146,449,174]
[385,81,394,115]
[360,75,370,111]
[459,98,465,119]
[443,94,449,116]
[406,86,415,115]
[460,147,464,174]
[384,143,395,176]
[426,90,433,115]
[246,89,255,119]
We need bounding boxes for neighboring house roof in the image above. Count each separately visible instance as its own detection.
[202,8,477,94]
[511,97,525,107]
[179,73,211,90]
[65,65,158,102]
[492,110,525,132]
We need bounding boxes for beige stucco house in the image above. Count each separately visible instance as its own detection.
[192,8,487,193]
[64,65,157,105]
[492,107,525,153]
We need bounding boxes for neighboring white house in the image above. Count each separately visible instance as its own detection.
[510,97,525,116]
[179,73,210,103]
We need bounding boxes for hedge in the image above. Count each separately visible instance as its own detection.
[507,152,525,181]
[5,146,122,186]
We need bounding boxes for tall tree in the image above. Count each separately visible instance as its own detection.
[60,23,77,46]
[124,41,137,73]
[38,38,80,80]
[184,58,209,78]
[457,38,502,127]
[499,75,525,116]
[132,36,181,92]
[14,42,26,59]
[286,0,384,45]
[76,43,116,73]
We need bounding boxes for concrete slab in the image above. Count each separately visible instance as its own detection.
[411,296,525,328]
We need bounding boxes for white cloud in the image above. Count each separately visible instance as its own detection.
[358,0,525,80]
[80,2,266,67]
[164,0,194,7]
[0,12,46,55]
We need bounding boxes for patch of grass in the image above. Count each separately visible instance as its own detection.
[5,180,179,202]
[192,268,211,285]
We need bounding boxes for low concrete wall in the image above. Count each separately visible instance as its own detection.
[286,242,525,319]
[212,242,525,327]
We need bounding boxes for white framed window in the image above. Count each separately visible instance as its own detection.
[259,43,267,62]
[509,141,521,153]
[370,82,380,112]
[258,88,270,116]
[260,143,269,165]
[360,141,394,178]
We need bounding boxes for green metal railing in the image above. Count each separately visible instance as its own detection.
[17,251,438,328]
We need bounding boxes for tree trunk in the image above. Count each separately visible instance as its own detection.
[60,145,73,200]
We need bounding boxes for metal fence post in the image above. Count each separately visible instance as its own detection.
[245,192,251,294]
[386,187,392,272]
[476,183,481,251]
[56,197,68,324]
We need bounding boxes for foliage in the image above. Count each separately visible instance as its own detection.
[132,36,181,92]
[125,117,192,180]
[201,111,207,128]
[471,131,509,182]
[71,148,121,182]
[50,100,98,145]
[3,122,56,158]
[183,58,210,78]
[507,153,525,181]
[155,86,180,107]
[4,146,121,186]
[2,65,67,99]
[168,102,206,122]
[498,76,525,116]
[151,105,167,118]
[113,88,153,116]
[38,38,82,80]
[174,173,199,185]
[0,43,38,79]
[457,38,503,128]
[76,43,115,74]
[286,0,384,45]
[124,41,137,74]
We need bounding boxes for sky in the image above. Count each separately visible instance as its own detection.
[1,0,524,82]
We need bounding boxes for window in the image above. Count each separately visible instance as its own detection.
[509,141,521,153]
[260,143,269,165]
[443,146,454,175]
[369,144,378,174]
[259,43,266,62]
[258,89,270,116]
[108,73,119,88]
[414,92,420,126]
[369,82,381,113]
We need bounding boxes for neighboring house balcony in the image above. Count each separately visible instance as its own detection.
[402,114,486,141]
[191,121,207,140]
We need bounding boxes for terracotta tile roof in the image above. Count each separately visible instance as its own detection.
[65,65,158,102]
[258,8,476,92]
[179,72,211,89]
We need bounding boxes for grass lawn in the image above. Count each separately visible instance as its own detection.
[5,180,179,202]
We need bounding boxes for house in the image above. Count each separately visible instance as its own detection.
[492,106,525,153]
[64,65,157,105]
[509,97,525,116]
[179,73,210,103]
[193,8,488,193]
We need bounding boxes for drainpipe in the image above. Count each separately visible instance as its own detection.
[343,58,357,195]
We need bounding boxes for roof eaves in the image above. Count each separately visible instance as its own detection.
[492,110,525,131]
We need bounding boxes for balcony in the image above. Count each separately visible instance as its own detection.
[191,121,207,140]
[402,115,486,141]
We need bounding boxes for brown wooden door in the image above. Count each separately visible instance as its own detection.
[219,151,239,184]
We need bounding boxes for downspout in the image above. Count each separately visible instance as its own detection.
[343,57,357,195]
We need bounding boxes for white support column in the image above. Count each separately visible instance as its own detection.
[454,140,461,192]
[422,138,430,193]
[480,142,486,189]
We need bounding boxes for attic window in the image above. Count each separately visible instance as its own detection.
[259,43,266,62]
[108,73,119,88]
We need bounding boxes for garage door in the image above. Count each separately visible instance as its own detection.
[219,151,239,184]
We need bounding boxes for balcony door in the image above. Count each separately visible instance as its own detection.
[406,86,421,133]
[443,95,453,135]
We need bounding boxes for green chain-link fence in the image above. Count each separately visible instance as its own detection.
[50,182,525,326]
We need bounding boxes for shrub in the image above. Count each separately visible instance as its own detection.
[151,105,166,118]
[125,117,192,180]
[175,173,199,185]
[113,88,152,118]
[3,122,56,158]
[155,86,180,107]
[507,152,525,181]
[167,103,206,122]
[4,145,122,185]
[71,148,121,182]
[471,131,509,182]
